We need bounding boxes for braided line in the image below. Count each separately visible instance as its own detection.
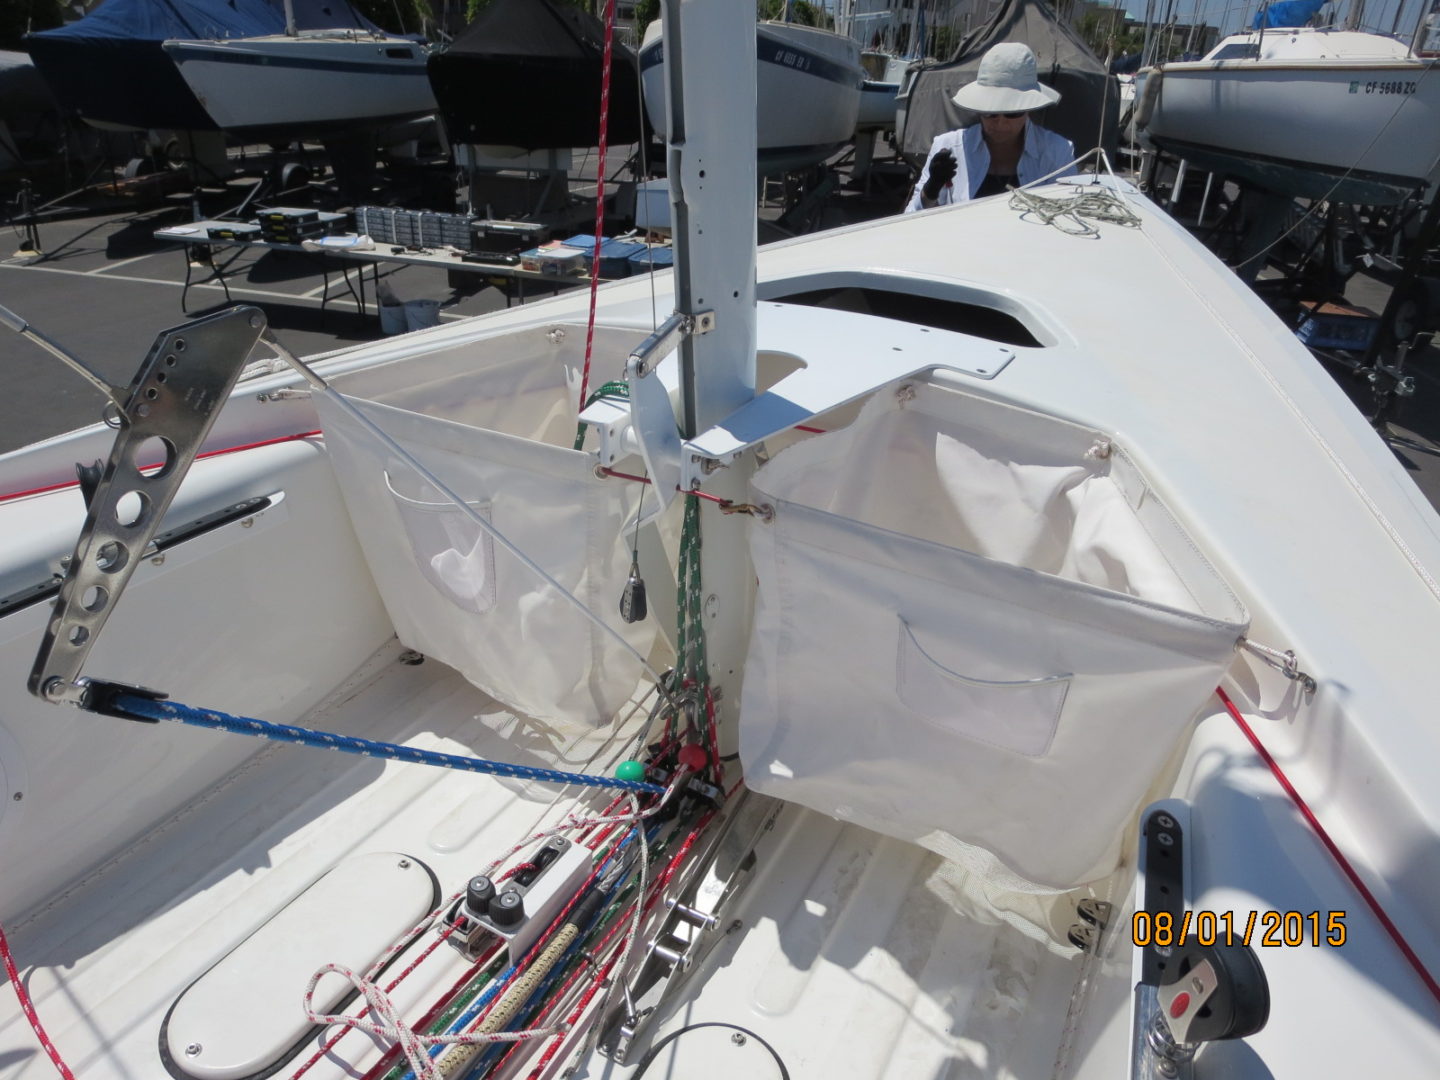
[0,921,76,1080]
[114,695,665,795]
[577,0,620,411]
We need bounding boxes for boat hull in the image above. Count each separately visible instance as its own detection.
[640,20,863,174]
[162,35,436,141]
[1144,57,1440,203]
[25,36,215,132]
[857,79,899,131]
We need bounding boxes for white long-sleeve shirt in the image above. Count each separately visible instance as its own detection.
[904,123,1077,213]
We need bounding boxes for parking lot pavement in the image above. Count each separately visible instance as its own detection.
[2,207,509,454]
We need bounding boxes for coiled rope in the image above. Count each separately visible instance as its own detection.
[1008,181,1143,237]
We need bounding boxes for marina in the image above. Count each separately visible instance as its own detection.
[4,1,1440,1079]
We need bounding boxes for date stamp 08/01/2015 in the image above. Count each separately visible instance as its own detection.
[1131,910,1348,948]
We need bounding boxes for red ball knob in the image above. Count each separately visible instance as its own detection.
[676,744,709,772]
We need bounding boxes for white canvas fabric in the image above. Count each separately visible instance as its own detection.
[316,326,657,728]
[740,384,1248,889]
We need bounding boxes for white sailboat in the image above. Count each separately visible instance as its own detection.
[162,33,435,139]
[638,18,864,175]
[1137,27,1440,204]
[161,0,435,141]
[2,2,1440,1079]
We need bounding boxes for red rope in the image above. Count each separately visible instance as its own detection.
[594,466,733,506]
[0,430,323,505]
[1216,686,1440,1009]
[577,0,620,414]
[0,921,77,1080]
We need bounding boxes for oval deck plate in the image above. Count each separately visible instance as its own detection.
[162,851,439,1080]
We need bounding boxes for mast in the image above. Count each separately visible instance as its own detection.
[659,0,758,722]
[284,0,297,36]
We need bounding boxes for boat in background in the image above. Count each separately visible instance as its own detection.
[160,30,433,143]
[427,0,643,151]
[639,18,863,175]
[1137,26,1440,205]
[899,0,1118,162]
[25,0,410,139]
[0,51,64,170]
[856,49,908,132]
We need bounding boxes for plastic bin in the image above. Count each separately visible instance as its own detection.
[1296,301,1379,351]
[627,245,675,273]
[379,302,407,336]
[634,179,671,233]
[520,243,587,275]
[563,236,647,279]
[404,299,442,331]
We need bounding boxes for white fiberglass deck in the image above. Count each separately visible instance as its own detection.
[0,650,1088,1080]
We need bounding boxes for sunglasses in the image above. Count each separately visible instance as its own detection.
[983,112,1027,119]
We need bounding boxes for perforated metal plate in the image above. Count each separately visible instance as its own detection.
[29,306,266,704]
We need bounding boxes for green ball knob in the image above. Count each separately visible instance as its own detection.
[615,760,646,782]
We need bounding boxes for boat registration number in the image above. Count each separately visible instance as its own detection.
[1350,79,1418,95]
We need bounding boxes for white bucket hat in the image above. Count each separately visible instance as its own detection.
[952,42,1061,113]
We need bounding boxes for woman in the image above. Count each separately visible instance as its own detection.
[904,42,1077,212]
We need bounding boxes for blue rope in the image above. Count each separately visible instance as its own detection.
[113,694,665,795]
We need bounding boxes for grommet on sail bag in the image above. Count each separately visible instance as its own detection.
[739,383,1249,890]
[316,324,659,727]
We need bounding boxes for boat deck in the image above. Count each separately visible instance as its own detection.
[0,645,1093,1079]
[5,190,1440,514]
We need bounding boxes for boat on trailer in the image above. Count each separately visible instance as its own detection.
[1137,27,1440,205]
[26,0,432,143]
[638,18,864,176]
[2,2,1440,1078]
[161,31,434,142]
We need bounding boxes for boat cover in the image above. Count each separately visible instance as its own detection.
[315,325,657,729]
[427,0,643,149]
[26,0,384,131]
[740,384,1248,890]
[1254,0,1328,28]
[29,0,380,43]
[900,0,1118,164]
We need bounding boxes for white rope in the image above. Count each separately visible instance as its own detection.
[1008,183,1145,237]
[303,964,570,1080]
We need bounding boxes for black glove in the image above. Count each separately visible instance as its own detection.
[922,148,958,201]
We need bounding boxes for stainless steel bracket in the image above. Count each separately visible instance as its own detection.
[626,308,715,379]
[599,792,779,1063]
[28,306,268,708]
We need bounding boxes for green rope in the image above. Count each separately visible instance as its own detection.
[573,381,630,451]
[675,494,708,688]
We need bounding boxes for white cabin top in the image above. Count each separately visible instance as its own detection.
[1204,26,1415,62]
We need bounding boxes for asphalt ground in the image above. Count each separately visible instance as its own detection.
[3,165,1439,513]
[0,198,513,454]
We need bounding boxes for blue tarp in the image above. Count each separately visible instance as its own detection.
[31,0,380,43]
[1252,0,1327,29]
